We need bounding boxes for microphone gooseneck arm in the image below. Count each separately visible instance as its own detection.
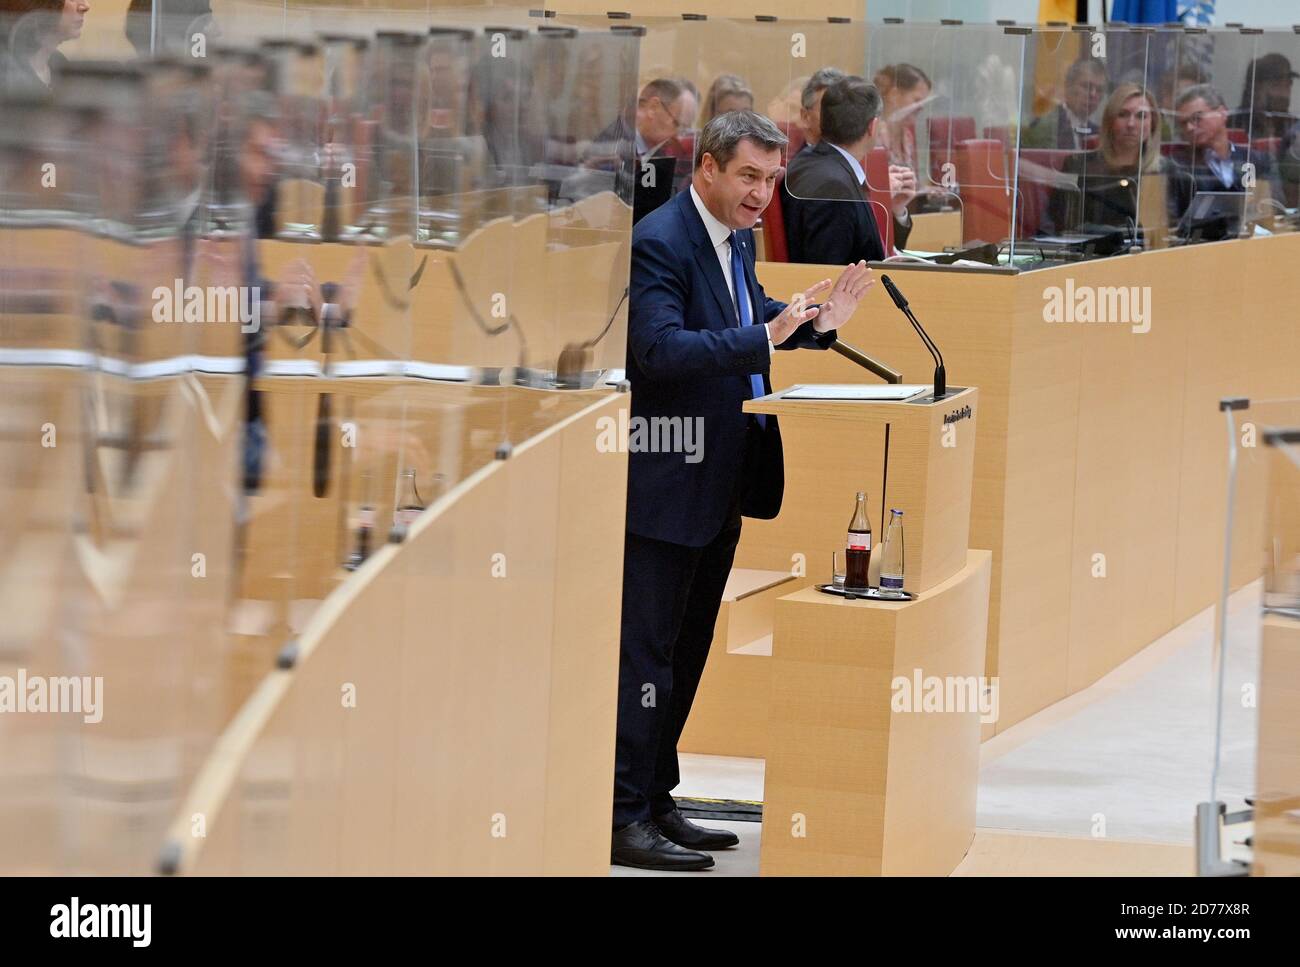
[880,274,946,399]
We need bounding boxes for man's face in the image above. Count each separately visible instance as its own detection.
[636,92,687,147]
[695,138,782,230]
[799,88,826,142]
[1065,69,1106,119]
[1178,96,1227,147]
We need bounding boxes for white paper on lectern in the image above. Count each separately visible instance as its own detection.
[780,384,930,401]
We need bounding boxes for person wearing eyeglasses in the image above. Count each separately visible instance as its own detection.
[1166,84,1256,226]
[584,78,696,168]
[578,77,697,205]
[1022,58,1109,150]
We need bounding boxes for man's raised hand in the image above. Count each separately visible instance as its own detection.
[768,277,831,346]
[812,261,875,333]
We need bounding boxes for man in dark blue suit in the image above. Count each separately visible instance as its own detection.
[612,110,874,871]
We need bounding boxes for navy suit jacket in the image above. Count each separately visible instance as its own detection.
[783,141,890,265]
[626,188,838,547]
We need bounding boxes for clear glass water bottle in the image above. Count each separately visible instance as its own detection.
[879,509,905,592]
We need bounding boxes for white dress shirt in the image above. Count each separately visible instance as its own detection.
[1203,147,1236,189]
[689,185,774,356]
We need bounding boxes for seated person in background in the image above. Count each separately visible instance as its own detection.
[1155,65,1209,141]
[872,63,930,169]
[577,77,697,200]
[1166,84,1256,227]
[701,73,753,127]
[585,77,696,167]
[783,75,895,264]
[1228,52,1296,143]
[766,74,808,129]
[0,0,89,90]
[1022,57,1108,150]
[1044,84,1163,235]
[798,66,845,146]
[791,70,912,252]
[1279,119,1300,208]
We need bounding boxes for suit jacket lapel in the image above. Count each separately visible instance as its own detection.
[817,140,859,186]
[677,190,741,327]
[817,142,876,249]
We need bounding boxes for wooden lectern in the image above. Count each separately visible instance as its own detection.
[697,386,992,875]
[736,387,979,589]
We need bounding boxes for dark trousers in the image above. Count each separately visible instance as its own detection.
[612,420,760,829]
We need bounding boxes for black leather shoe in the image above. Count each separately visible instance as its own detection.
[611,821,714,871]
[652,808,740,851]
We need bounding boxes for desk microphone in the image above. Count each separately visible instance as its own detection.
[880,274,946,400]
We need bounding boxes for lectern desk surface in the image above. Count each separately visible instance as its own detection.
[780,384,930,402]
[745,384,976,426]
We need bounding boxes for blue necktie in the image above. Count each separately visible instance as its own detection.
[729,232,767,429]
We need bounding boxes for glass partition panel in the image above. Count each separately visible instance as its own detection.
[1012,25,1163,259]
[756,19,1032,263]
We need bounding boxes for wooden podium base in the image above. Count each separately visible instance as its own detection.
[760,549,992,876]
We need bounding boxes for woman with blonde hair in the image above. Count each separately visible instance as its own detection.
[1097,82,1163,172]
[1045,83,1165,234]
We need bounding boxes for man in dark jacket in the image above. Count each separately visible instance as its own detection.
[784,75,895,264]
[612,109,874,871]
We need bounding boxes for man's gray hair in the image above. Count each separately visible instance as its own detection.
[801,67,846,110]
[694,110,788,170]
[1175,83,1226,111]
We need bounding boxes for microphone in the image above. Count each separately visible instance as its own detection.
[880,274,946,400]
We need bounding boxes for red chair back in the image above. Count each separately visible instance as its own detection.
[1252,136,1281,157]
[928,115,976,185]
[983,125,1011,147]
[780,122,806,162]
[1014,148,1076,237]
[761,168,789,262]
[954,139,1012,243]
[863,145,895,253]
